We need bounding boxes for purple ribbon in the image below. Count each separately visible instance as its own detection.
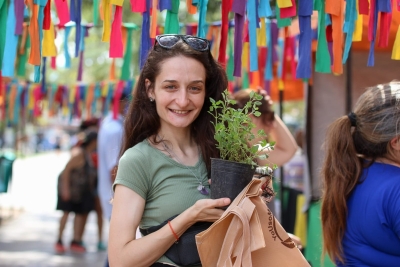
[377,0,391,12]
[41,57,46,94]
[296,16,312,78]
[232,0,246,77]
[139,0,152,70]
[14,0,25,35]
[233,14,244,77]
[70,0,82,57]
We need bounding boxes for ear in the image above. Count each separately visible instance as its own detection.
[390,136,400,151]
[145,79,153,98]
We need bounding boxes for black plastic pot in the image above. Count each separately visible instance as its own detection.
[210,158,255,205]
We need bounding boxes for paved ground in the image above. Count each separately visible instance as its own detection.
[0,152,108,267]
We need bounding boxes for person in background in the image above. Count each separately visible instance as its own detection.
[97,91,130,267]
[74,118,107,251]
[232,88,298,168]
[321,81,400,266]
[109,34,229,267]
[55,130,98,253]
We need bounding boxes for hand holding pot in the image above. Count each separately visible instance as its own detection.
[188,198,231,223]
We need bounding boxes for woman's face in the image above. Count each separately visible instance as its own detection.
[146,55,206,132]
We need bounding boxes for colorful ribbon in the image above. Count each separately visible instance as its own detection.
[2,0,19,77]
[232,0,246,77]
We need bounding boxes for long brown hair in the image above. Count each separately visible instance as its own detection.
[121,40,227,174]
[321,81,400,263]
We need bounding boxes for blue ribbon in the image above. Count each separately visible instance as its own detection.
[64,26,72,68]
[296,16,312,78]
[159,0,172,11]
[264,19,273,80]
[70,0,82,57]
[277,38,284,78]
[258,0,273,17]
[197,0,209,38]
[2,0,18,77]
[247,0,258,71]
[377,0,391,12]
[367,2,378,67]
[342,0,356,64]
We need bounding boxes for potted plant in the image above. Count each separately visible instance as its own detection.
[208,89,275,203]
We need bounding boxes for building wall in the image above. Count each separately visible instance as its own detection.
[309,51,400,198]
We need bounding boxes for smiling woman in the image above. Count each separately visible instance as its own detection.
[145,56,206,134]
[108,35,229,267]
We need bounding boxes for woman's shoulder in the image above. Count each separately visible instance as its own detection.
[120,140,155,162]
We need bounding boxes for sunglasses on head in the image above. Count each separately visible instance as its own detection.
[155,34,210,52]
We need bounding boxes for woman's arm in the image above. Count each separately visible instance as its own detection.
[257,115,298,168]
[109,185,229,267]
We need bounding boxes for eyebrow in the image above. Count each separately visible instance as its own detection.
[162,80,204,84]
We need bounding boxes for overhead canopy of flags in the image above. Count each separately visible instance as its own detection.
[0,0,400,125]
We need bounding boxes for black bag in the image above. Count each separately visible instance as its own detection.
[140,215,212,266]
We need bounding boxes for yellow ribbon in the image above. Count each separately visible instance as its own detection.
[276,0,293,8]
[42,20,57,57]
[102,0,111,42]
[391,25,400,60]
[352,0,363,42]
[257,19,267,47]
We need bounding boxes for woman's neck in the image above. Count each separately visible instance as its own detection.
[375,157,400,168]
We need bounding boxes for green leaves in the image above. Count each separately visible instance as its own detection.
[209,90,275,167]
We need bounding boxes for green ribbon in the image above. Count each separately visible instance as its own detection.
[93,0,99,25]
[164,0,180,34]
[242,68,250,89]
[314,0,331,73]
[276,7,291,28]
[17,34,31,77]
[120,23,138,81]
[0,0,8,68]
[226,28,234,81]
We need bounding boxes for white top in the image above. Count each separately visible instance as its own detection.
[97,113,124,219]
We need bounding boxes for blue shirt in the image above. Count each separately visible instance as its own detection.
[337,162,400,267]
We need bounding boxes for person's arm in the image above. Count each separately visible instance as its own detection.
[109,185,230,267]
[257,115,298,168]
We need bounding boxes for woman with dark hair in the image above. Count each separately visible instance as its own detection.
[233,88,297,168]
[321,81,400,266]
[55,130,98,253]
[109,35,230,267]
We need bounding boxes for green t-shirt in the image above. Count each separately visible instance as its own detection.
[114,139,210,266]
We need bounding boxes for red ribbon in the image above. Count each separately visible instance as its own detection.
[54,0,70,26]
[113,80,124,119]
[218,0,232,66]
[43,0,51,30]
[110,6,123,58]
[131,0,146,12]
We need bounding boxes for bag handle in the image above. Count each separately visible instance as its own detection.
[217,205,252,267]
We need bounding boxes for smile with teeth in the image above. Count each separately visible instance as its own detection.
[170,109,190,114]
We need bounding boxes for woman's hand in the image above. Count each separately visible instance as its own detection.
[187,198,230,223]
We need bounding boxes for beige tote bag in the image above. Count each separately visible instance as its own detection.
[196,179,310,267]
